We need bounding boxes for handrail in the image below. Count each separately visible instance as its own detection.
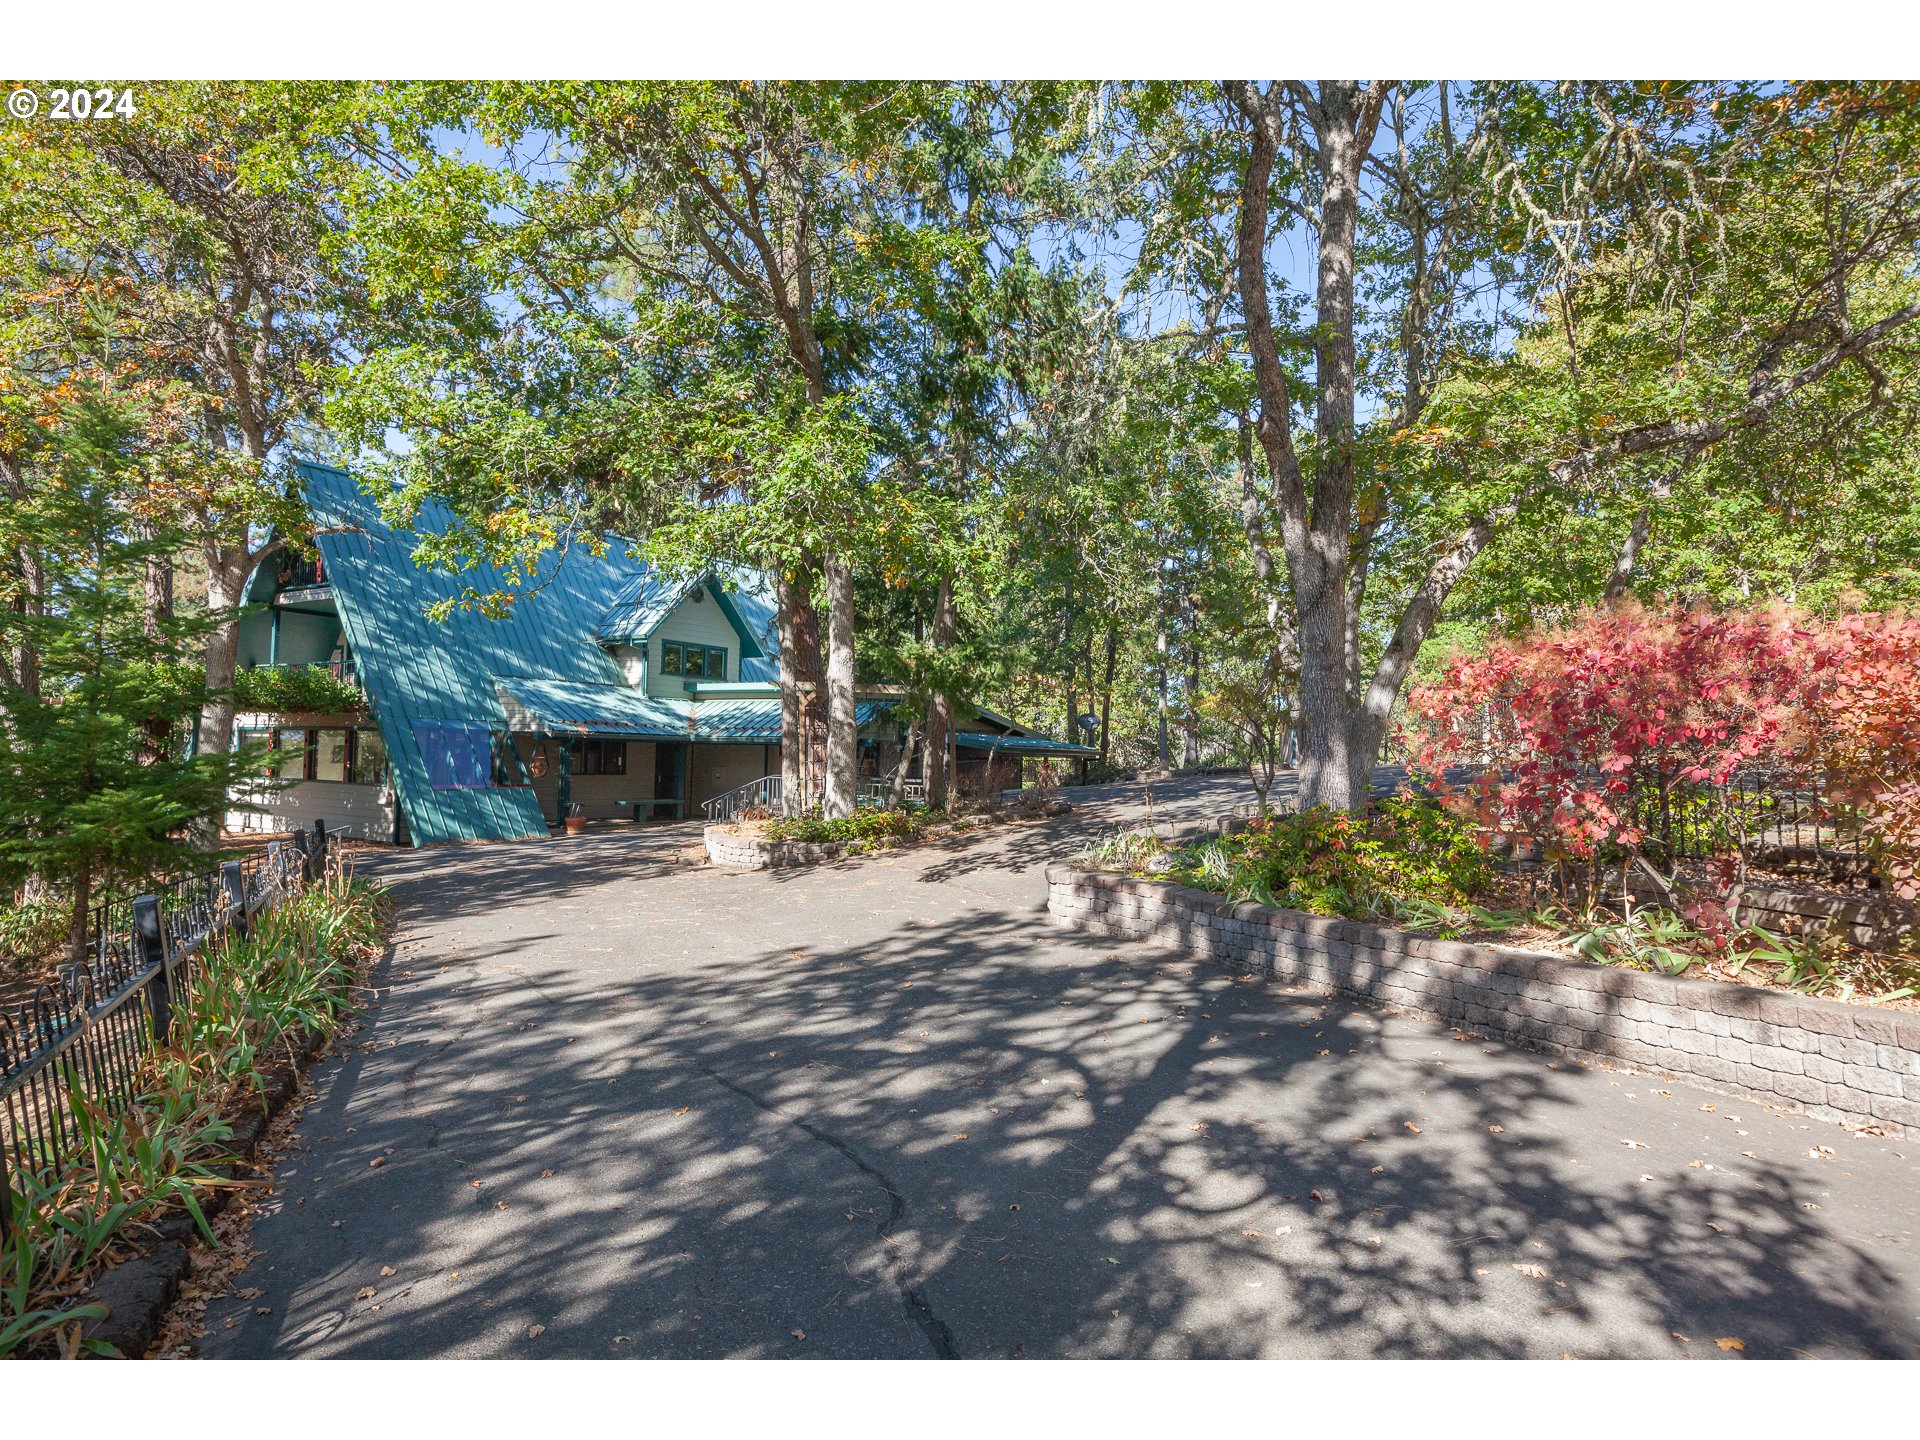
[702,774,783,823]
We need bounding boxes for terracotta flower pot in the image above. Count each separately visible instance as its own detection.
[565,816,588,835]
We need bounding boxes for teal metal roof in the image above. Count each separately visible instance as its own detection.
[496,680,885,746]
[597,566,781,681]
[955,732,1098,757]
[596,572,698,644]
[496,679,695,738]
[298,462,747,844]
[689,699,888,745]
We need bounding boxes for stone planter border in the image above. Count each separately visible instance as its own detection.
[1046,864,1920,1137]
[705,801,1071,871]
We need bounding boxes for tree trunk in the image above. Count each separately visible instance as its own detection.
[66,855,93,967]
[822,552,857,819]
[775,569,806,815]
[195,550,248,764]
[142,523,176,765]
[924,574,956,810]
[1099,624,1117,767]
[889,721,920,808]
[1155,574,1171,769]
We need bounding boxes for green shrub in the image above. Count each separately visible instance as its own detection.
[763,808,923,844]
[0,871,386,1357]
[232,665,364,715]
[0,898,67,963]
[1094,798,1493,921]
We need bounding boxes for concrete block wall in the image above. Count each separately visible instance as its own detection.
[1046,865,1920,1137]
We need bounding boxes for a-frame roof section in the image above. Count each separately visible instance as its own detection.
[300,461,646,844]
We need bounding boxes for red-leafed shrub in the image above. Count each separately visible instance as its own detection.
[1404,605,1834,877]
[1806,613,1920,899]
[1405,603,1920,904]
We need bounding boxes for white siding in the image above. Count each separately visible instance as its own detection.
[645,587,746,697]
[227,780,398,842]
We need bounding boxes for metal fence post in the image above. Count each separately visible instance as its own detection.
[221,860,248,937]
[132,894,172,1044]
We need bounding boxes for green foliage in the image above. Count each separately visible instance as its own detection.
[231,665,365,716]
[0,401,269,951]
[1092,798,1492,921]
[0,872,385,1357]
[763,808,926,845]
[0,898,68,964]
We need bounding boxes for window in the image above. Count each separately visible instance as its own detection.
[414,720,489,789]
[660,640,725,681]
[571,738,627,775]
[311,728,349,783]
[349,726,389,786]
[271,728,308,781]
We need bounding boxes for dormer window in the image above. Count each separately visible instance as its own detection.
[661,642,727,681]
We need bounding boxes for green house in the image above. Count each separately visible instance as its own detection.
[224,463,1094,845]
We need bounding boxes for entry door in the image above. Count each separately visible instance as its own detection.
[654,742,685,819]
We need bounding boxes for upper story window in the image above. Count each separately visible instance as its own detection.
[659,642,727,681]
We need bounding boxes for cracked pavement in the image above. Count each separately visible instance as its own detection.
[196,776,1920,1358]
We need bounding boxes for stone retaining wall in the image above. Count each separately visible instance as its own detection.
[1046,865,1920,1137]
[703,826,862,870]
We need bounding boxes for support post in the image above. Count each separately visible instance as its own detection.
[221,860,248,936]
[293,826,311,882]
[313,818,327,875]
[556,739,573,826]
[132,895,172,1044]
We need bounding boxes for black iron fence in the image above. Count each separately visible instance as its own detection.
[1630,769,1875,889]
[0,823,341,1237]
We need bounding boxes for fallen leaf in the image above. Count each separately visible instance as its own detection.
[356,1286,376,1301]
[1808,1145,1836,1160]
[1404,1122,1421,1134]
[1622,1140,1649,1149]
[528,1324,545,1338]
[1105,1257,1120,1265]
[379,1266,396,1278]
[1699,1104,1716,1113]
[234,1287,263,1300]
[368,1157,385,1168]
[1513,1263,1548,1279]
[1716,1336,1744,1352]
[1488,1124,1505,1133]
[952,1132,969,1141]
[790,1328,806,1340]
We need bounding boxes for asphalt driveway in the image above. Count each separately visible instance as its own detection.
[197,776,1920,1358]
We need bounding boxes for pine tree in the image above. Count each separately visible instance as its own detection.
[0,401,260,961]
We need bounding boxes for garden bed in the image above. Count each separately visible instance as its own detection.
[705,796,1072,870]
[1,872,388,1359]
[1092,799,1919,1012]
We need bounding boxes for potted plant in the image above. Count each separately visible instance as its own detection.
[565,802,588,835]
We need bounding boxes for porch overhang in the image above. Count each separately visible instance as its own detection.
[954,732,1098,759]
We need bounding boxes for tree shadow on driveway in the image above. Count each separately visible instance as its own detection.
[200,879,1919,1359]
